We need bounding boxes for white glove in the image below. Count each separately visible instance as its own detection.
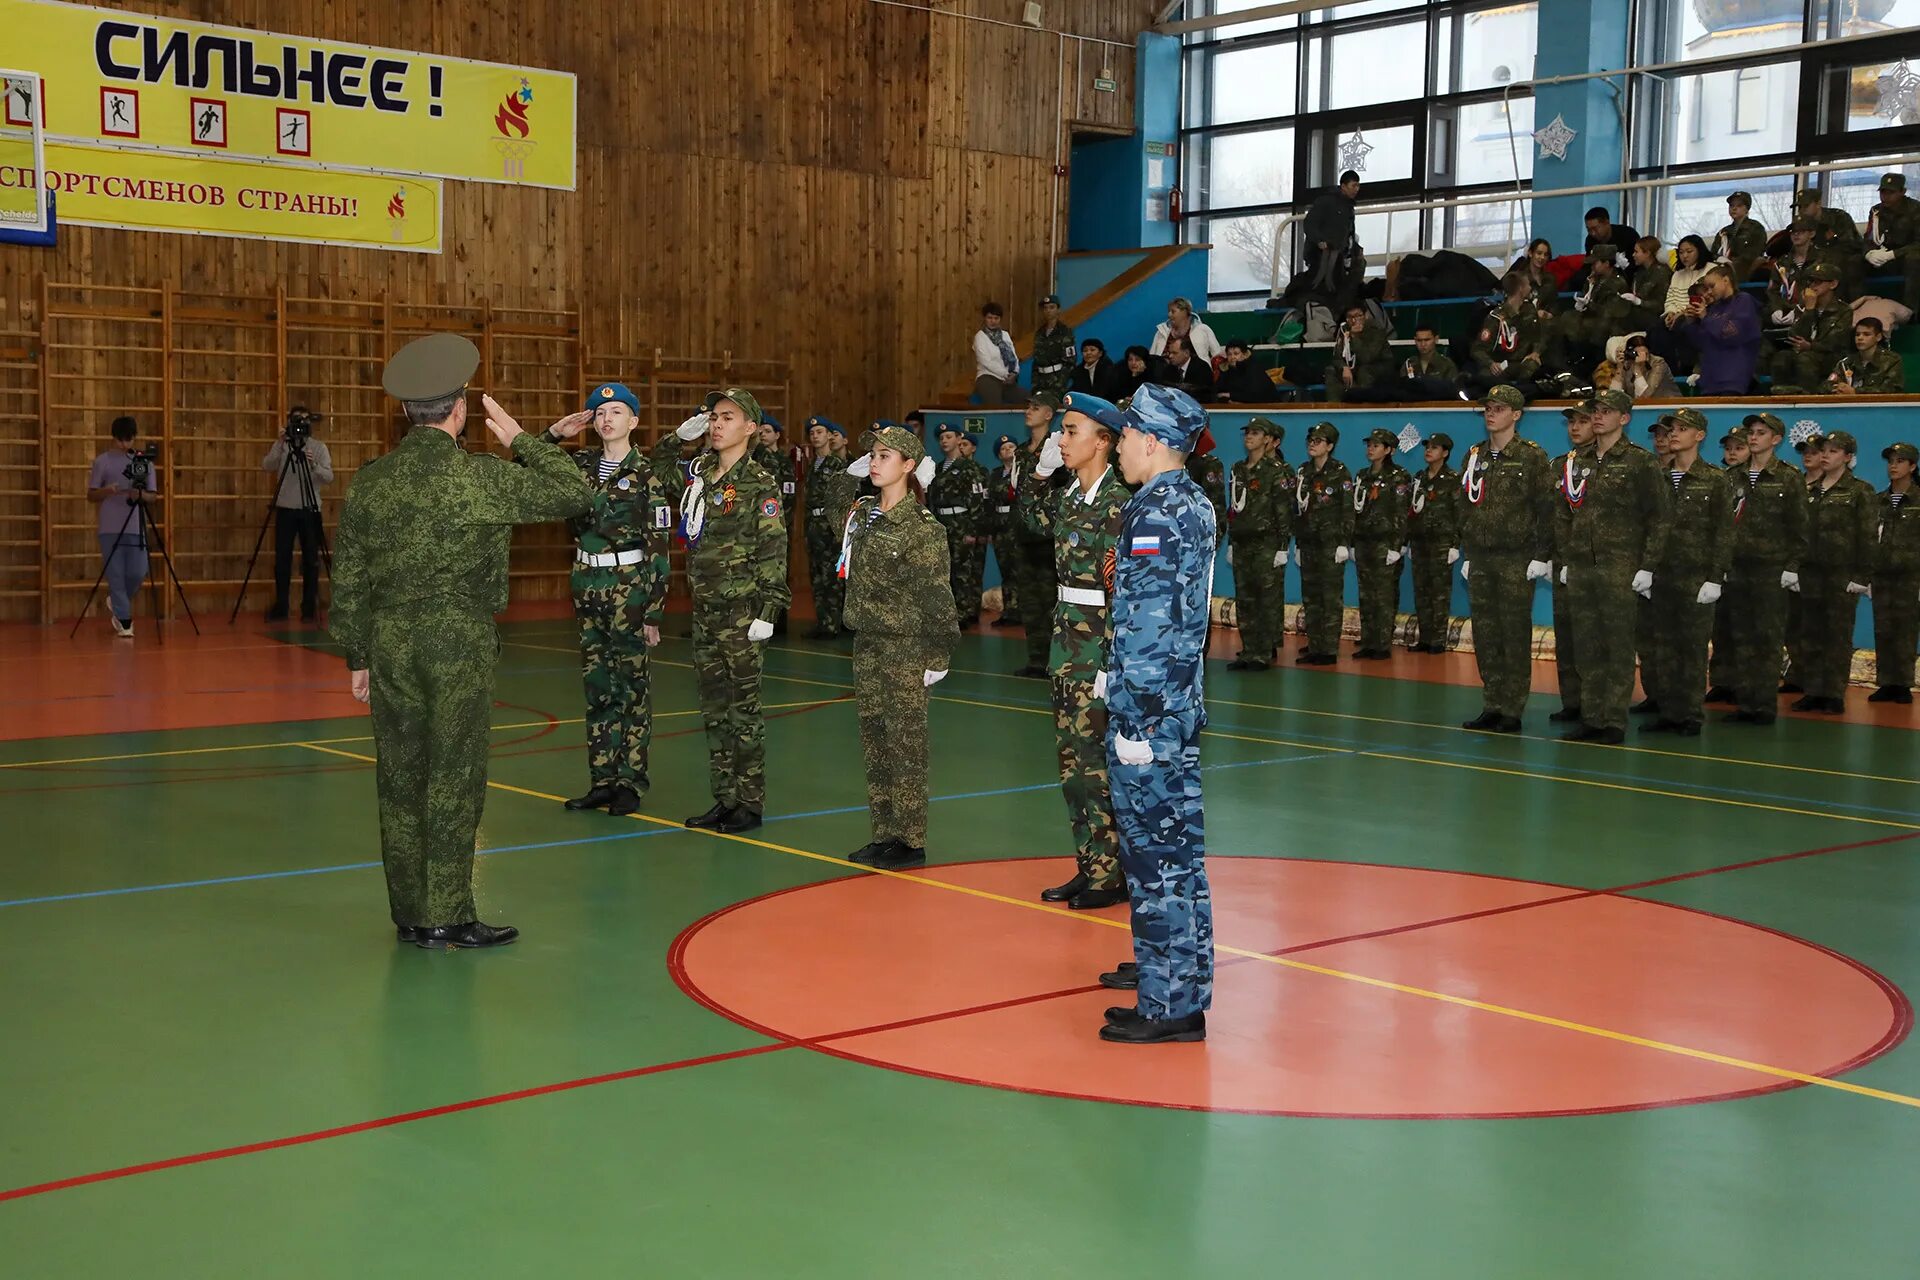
[1559,565,1569,585]
[1846,580,1870,595]
[1632,570,1654,598]
[1697,581,1722,605]
[1460,560,1471,581]
[1867,248,1896,267]
[1446,547,1460,565]
[846,454,872,478]
[923,668,948,686]
[1272,549,1287,568]
[1526,559,1550,581]
[1035,434,1064,479]
[1685,373,1701,387]
[1386,549,1402,565]
[1335,546,1352,564]
[676,411,711,442]
[1620,292,1640,306]
[747,619,775,642]
[1226,546,1234,566]
[1573,296,1589,313]
[1094,671,1108,699]
[1782,571,1800,592]
[1113,733,1153,766]
[1771,310,1794,325]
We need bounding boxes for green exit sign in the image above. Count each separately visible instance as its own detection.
[964,417,986,434]
[1093,76,1116,92]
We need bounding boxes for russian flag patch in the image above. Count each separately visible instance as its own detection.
[1130,535,1161,555]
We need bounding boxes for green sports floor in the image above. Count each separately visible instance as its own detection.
[3,614,1919,1278]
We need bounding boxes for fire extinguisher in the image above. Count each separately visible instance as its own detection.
[1168,186,1182,222]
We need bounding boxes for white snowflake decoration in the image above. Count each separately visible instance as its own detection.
[1533,114,1577,162]
[1876,59,1920,123]
[1397,424,1423,453]
[1789,419,1821,447]
[1337,130,1373,174]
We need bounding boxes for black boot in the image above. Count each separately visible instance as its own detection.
[1040,872,1089,903]
[849,840,896,866]
[607,785,643,817]
[1547,705,1582,723]
[1099,963,1139,990]
[1098,1011,1206,1044]
[1867,686,1913,704]
[869,842,926,870]
[414,921,519,950]
[1068,885,1128,910]
[1703,686,1735,704]
[1790,694,1821,712]
[1630,697,1660,715]
[685,802,730,829]
[1462,710,1502,730]
[565,785,617,811]
[714,806,763,834]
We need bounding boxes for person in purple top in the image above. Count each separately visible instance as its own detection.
[1679,265,1762,395]
[85,416,156,638]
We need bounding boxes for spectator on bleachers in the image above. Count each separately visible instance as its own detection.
[1325,303,1394,403]
[1713,191,1769,283]
[1117,345,1153,400]
[1827,317,1906,395]
[1679,264,1761,395]
[1546,249,1631,379]
[1607,336,1680,400]
[1149,298,1222,365]
[1071,338,1122,400]
[1584,206,1641,269]
[1765,263,1852,392]
[971,301,1023,406]
[1865,172,1920,314]
[1215,339,1278,403]
[1153,332,1214,396]
[1765,219,1830,324]
[1509,239,1560,316]
[1463,274,1550,399]
[1795,188,1865,295]
[1302,171,1363,303]
[1663,235,1712,324]
[1622,236,1671,332]
[1344,323,1459,403]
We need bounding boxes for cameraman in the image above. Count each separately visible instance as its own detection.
[260,410,334,620]
[85,415,155,638]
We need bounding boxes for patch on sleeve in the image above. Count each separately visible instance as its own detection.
[654,504,673,529]
[761,496,781,518]
[1129,534,1162,555]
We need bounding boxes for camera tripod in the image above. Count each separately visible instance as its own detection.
[230,438,332,624]
[69,476,200,644]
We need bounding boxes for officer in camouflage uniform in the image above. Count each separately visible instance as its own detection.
[1038,392,1132,911]
[1722,413,1808,725]
[1098,384,1217,1046]
[928,422,990,627]
[1795,187,1866,296]
[1765,263,1853,392]
[548,382,675,816]
[841,425,958,871]
[1869,441,1918,703]
[1864,172,1920,313]
[331,335,591,949]
[1713,190,1769,282]
[1641,408,1736,735]
[1794,431,1877,713]
[1013,393,1067,676]
[803,416,853,638]
[1459,385,1555,732]
[987,433,1021,625]
[1547,405,1595,722]
[1406,432,1461,653]
[1226,416,1293,671]
[680,387,792,833]
[1293,421,1355,664]
[1030,293,1077,401]
[1350,427,1412,658]
[1827,317,1906,394]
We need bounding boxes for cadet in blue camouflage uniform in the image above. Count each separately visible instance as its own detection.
[1293,421,1355,664]
[331,335,592,949]
[1098,384,1217,1046]
[549,382,675,816]
[1350,427,1412,659]
[804,417,853,638]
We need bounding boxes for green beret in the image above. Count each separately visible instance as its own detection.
[704,386,764,424]
[1307,421,1340,445]
[1884,441,1919,464]
[1670,407,1709,433]
[1243,416,1284,440]
[382,333,478,403]
[1482,385,1525,409]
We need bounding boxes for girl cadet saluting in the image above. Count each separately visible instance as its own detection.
[840,425,959,871]
[542,382,675,817]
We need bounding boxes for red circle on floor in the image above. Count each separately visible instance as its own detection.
[669,858,1909,1118]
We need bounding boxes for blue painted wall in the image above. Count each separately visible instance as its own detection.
[1067,137,1147,253]
[1057,250,1149,307]
[1012,248,1210,394]
[1531,0,1630,254]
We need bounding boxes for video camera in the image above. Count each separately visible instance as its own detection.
[122,444,157,490]
[286,405,323,449]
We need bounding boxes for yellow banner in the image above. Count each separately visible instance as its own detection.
[10,141,443,252]
[3,0,575,189]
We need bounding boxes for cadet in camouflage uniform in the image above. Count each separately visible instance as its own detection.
[1763,219,1840,323]
[680,388,792,833]
[1038,392,1132,911]
[1722,414,1808,725]
[1465,275,1550,399]
[841,425,958,871]
[1030,293,1077,401]
[549,383,675,816]
[1828,317,1906,394]
[1796,188,1866,296]
[1766,263,1854,392]
[1623,239,1674,334]
[1012,393,1067,676]
[331,336,592,949]
[1793,431,1878,713]
[803,417,853,637]
[987,433,1021,625]
[1325,305,1395,403]
[1548,405,1596,722]
[1185,425,1228,536]
[1349,428,1411,658]
[928,423,990,627]
[1864,172,1920,313]
[1293,421,1355,663]
[1869,441,1919,702]
[1546,250,1632,378]
[1406,432,1461,653]
[1713,191,1769,282]
[1226,416,1293,670]
[1098,384,1217,1046]
[1704,427,1749,703]
[1459,385,1555,732]
[1641,409,1737,735]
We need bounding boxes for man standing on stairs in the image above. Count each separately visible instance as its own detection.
[1030,294,1077,402]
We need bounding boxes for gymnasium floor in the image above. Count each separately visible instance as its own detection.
[3,609,1918,1277]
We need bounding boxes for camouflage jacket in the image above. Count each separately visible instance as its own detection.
[806,453,854,529]
[1459,435,1554,561]
[1336,325,1396,387]
[1186,453,1228,532]
[1713,218,1769,280]
[1628,262,1673,316]
[1292,457,1355,546]
[562,442,674,626]
[1764,251,1842,319]
[1470,304,1545,375]
[1031,323,1078,397]
[1790,298,1856,372]
[1014,440,1067,542]
[1559,438,1671,572]
[1804,473,1878,582]
[1407,464,1462,547]
[684,449,791,621]
[1398,350,1459,382]
[753,444,800,533]
[1730,457,1808,571]
[927,455,989,534]
[1352,460,1412,543]
[1050,465,1129,677]
[1866,198,1920,252]
[331,428,591,669]
[648,432,702,508]
[1875,487,1920,579]
[1653,457,1737,588]
[841,494,959,658]
[1227,453,1293,543]
[1830,348,1905,394]
[1811,207,1865,257]
[1572,273,1632,329]
[1105,468,1216,742]
[987,463,1017,536]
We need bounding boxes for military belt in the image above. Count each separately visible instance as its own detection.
[576,548,649,568]
[995,504,1011,513]
[1058,584,1107,607]
[935,506,967,516]
[1036,363,1065,374]
[809,507,826,516]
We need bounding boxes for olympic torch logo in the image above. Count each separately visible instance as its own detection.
[387,189,407,241]
[491,78,536,181]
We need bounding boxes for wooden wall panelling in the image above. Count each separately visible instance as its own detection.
[491,304,582,600]
[0,329,40,621]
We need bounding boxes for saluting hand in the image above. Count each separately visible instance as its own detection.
[480,394,525,448]
[548,410,593,440]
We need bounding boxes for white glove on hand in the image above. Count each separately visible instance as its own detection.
[1272,549,1287,568]
[1632,570,1654,598]
[1782,570,1800,592]
[676,411,712,442]
[1386,549,1403,565]
[1573,296,1589,313]
[923,668,948,687]
[747,620,775,642]
[1846,580,1870,595]
[1460,560,1471,581]
[1035,434,1064,479]
[1697,581,1722,605]
[1868,248,1896,267]
[1620,292,1640,306]
[1559,565,1569,585]
[1526,559,1550,581]
[1226,546,1234,566]
[1335,546,1352,564]
[1113,733,1153,766]
[1447,547,1461,565]
[846,454,872,478]
[1771,310,1794,325]
[1093,671,1108,700]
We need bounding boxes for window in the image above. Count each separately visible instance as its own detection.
[1733,67,1766,133]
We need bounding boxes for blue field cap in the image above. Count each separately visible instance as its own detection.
[1122,383,1208,449]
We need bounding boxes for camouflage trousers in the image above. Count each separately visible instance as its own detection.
[575,570,653,791]
[1011,535,1055,667]
[1296,539,1344,654]
[1354,539,1402,651]
[1798,570,1860,700]
[1232,534,1284,662]
[1466,552,1535,718]
[1550,576,1580,709]
[1725,564,1791,717]
[1567,559,1640,731]
[1642,580,1714,725]
[805,517,845,635]
[691,599,767,813]
[944,526,986,622]
[1875,574,1918,689]
[1786,591,1806,685]
[854,634,935,845]
[989,535,1018,620]
[1409,541,1453,650]
[1052,670,1121,889]
[1709,596,1734,689]
[367,611,495,927]
[1109,732,1212,1021]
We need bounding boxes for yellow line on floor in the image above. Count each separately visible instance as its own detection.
[295,739,1920,1113]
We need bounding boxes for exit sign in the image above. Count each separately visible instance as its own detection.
[1093,76,1116,92]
